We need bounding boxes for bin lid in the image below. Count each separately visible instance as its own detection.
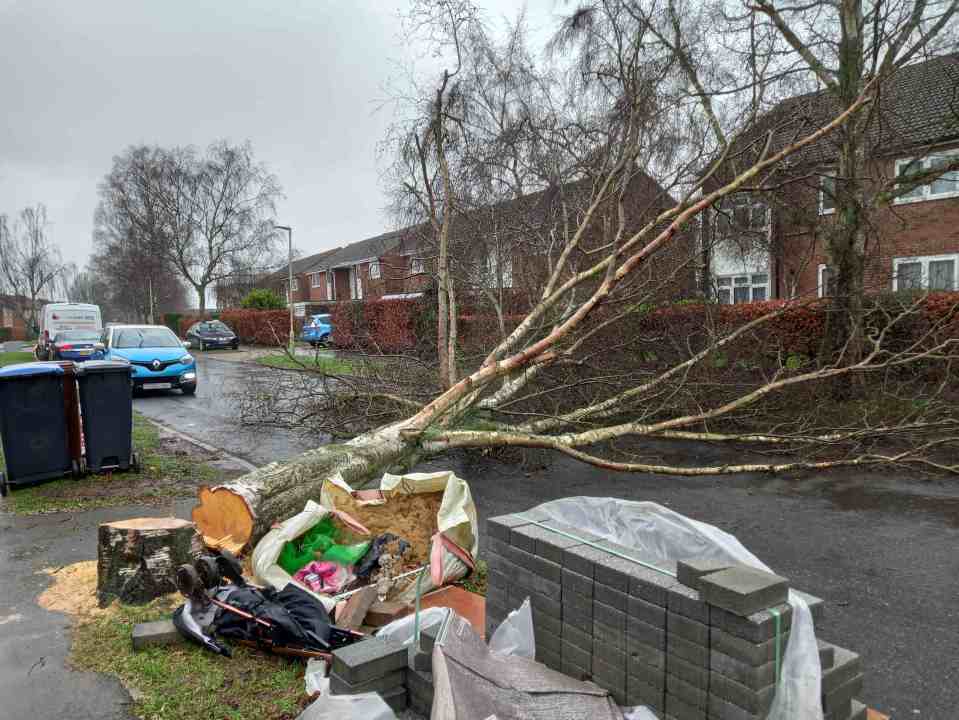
[76,360,133,375]
[0,362,64,379]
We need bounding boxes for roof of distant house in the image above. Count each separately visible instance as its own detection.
[322,228,415,268]
[266,247,341,283]
[723,52,959,171]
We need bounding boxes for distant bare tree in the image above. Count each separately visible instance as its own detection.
[98,141,282,314]
[0,205,68,333]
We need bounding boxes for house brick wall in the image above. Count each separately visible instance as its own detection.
[778,151,959,299]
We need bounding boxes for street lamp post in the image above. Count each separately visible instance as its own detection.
[274,224,294,352]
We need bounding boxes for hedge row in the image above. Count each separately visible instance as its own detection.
[179,310,304,346]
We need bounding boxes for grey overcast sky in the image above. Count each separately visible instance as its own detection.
[0,0,561,269]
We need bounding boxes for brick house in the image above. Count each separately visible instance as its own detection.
[0,294,37,341]
[702,52,959,303]
[264,168,692,316]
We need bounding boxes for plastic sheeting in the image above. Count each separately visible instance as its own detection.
[532,497,823,720]
[377,606,451,646]
[251,470,479,610]
[487,597,535,659]
[431,611,623,720]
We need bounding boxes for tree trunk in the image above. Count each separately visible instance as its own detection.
[196,284,207,316]
[191,423,420,551]
[97,517,200,607]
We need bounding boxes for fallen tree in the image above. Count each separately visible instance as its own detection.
[195,1,959,549]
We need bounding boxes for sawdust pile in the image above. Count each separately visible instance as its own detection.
[36,561,178,620]
[335,491,443,565]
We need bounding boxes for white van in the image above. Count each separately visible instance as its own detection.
[36,303,103,360]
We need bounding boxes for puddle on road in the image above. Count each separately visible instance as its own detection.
[827,484,959,527]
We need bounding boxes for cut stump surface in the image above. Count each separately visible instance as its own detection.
[97,516,199,607]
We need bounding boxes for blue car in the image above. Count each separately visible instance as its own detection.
[101,324,197,395]
[51,330,105,362]
[300,313,333,347]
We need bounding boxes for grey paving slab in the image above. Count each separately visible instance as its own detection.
[627,634,667,672]
[666,690,707,720]
[561,621,593,651]
[821,645,862,695]
[709,626,791,666]
[593,619,627,652]
[561,638,593,670]
[329,668,406,696]
[709,602,793,644]
[563,586,592,614]
[667,633,709,667]
[698,565,789,617]
[666,611,709,645]
[563,543,608,578]
[628,615,667,650]
[667,673,707,710]
[595,582,628,612]
[676,558,735,590]
[628,564,679,606]
[628,593,667,628]
[507,543,562,583]
[132,619,183,651]
[709,671,775,715]
[332,638,408,686]
[667,583,710,624]
[666,652,709,689]
[562,567,594,597]
[593,598,626,632]
[823,674,864,717]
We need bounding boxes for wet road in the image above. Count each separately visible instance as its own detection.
[132,354,320,468]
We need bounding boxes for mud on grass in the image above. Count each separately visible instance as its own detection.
[71,600,308,720]
[2,413,238,515]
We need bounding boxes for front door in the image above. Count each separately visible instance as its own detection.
[350,266,363,300]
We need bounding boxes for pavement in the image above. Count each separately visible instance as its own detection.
[1,354,958,718]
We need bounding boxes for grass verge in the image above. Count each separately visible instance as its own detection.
[257,352,358,374]
[2,413,224,514]
[0,350,35,367]
[72,599,306,720]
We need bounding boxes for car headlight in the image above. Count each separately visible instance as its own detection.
[180,354,194,364]
[181,371,197,380]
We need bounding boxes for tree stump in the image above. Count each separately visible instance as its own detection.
[97,517,200,607]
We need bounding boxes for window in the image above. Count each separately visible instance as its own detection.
[819,174,836,214]
[715,273,769,304]
[327,271,334,300]
[411,257,424,275]
[895,153,959,203]
[818,265,837,297]
[309,272,322,288]
[485,251,513,289]
[717,196,769,236]
[369,261,381,280]
[893,254,957,291]
[0,306,11,327]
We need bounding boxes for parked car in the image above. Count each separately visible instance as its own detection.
[186,320,239,351]
[101,324,197,395]
[300,314,333,347]
[50,330,104,362]
[36,302,102,360]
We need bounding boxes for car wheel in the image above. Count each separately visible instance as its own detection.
[182,384,197,396]
[232,341,239,350]
[320,334,330,346]
[0,472,7,497]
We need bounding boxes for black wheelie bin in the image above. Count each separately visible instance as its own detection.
[76,360,139,474]
[0,362,78,496]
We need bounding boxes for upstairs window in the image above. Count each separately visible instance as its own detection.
[309,272,322,288]
[819,174,836,215]
[895,153,959,203]
[716,196,769,237]
[893,254,957,291]
[410,257,424,275]
[818,265,837,297]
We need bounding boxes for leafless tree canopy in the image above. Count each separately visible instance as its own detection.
[0,205,68,333]
[96,141,283,314]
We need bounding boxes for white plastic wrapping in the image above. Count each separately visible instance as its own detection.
[295,692,397,720]
[488,597,536,659]
[533,497,823,720]
[376,606,452,646]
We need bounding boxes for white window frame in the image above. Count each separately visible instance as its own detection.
[894,152,959,205]
[892,253,959,291]
[817,264,835,298]
[327,271,334,300]
[714,272,770,304]
[410,257,424,275]
[819,173,836,215]
[369,261,381,280]
[310,272,322,288]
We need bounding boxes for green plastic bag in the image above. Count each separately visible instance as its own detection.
[278,516,338,575]
[321,541,372,566]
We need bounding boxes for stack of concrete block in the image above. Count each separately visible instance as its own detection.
[406,621,443,716]
[331,637,409,713]
[486,510,867,720]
